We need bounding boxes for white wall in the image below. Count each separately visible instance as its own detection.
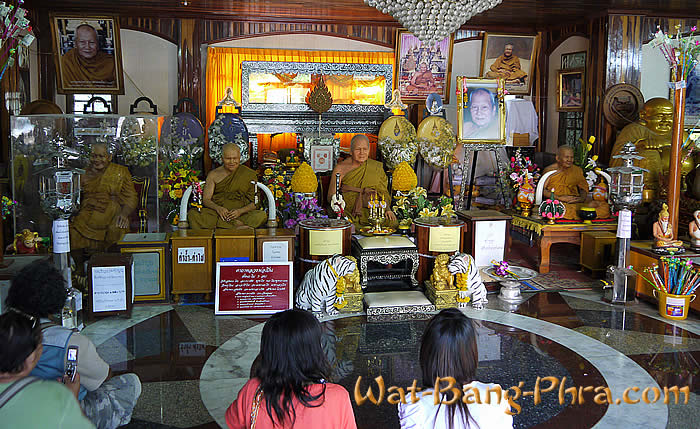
[52,29,178,115]
[546,36,589,153]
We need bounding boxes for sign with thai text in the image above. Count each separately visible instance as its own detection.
[215,262,293,315]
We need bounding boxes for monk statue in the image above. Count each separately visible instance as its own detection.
[406,62,438,93]
[188,143,266,229]
[610,98,694,197]
[484,43,528,83]
[70,143,137,251]
[542,146,610,220]
[61,24,116,89]
[328,135,396,227]
[653,203,684,251]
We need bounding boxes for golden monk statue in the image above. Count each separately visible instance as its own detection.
[542,146,610,220]
[61,24,116,89]
[188,143,266,229]
[430,253,454,291]
[70,143,137,251]
[328,135,396,227]
[484,43,527,83]
[653,203,684,249]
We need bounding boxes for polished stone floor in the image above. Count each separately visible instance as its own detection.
[80,242,699,429]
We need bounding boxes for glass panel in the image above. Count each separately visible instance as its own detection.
[248,72,386,105]
[10,114,165,238]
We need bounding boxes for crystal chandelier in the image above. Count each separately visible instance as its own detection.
[365,0,503,46]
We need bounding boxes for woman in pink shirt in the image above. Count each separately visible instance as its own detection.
[226,309,357,429]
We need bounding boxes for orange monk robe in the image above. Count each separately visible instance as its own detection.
[340,159,391,227]
[406,71,438,93]
[70,163,137,250]
[485,55,527,81]
[543,165,610,220]
[188,165,267,229]
[61,48,116,89]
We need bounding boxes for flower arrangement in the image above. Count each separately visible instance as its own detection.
[283,195,327,229]
[0,1,34,82]
[118,120,157,167]
[161,116,204,165]
[1,196,17,220]
[538,192,566,223]
[158,158,201,224]
[652,24,700,82]
[260,163,327,228]
[508,148,540,190]
[573,135,604,188]
[392,187,454,221]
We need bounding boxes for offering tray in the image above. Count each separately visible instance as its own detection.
[359,226,396,236]
[483,265,537,281]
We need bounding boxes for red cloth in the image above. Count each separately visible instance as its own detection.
[225,378,357,429]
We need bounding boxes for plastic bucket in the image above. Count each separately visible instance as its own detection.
[654,290,696,321]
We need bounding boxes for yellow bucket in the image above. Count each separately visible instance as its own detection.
[654,290,696,321]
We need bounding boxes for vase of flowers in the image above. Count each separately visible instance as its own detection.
[509,148,540,216]
[158,157,201,229]
[392,187,455,228]
[538,191,566,224]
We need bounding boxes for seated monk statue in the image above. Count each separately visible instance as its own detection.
[542,145,610,220]
[653,203,683,249]
[188,143,266,229]
[406,62,438,93]
[328,135,396,227]
[70,142,137,251]
[610,98,693,198]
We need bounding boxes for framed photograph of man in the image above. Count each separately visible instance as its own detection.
[457,77,505,143]
[480,33,538,96]
[50,15,124,94]
[557,69,584,112]
[395,29,454,103]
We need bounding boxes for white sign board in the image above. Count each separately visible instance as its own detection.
[177,247,205,264]
[617,209,632,239]
[474,220,507,267]
[262,241,289,262]
[91,266,127,313]
[52,219,71,254]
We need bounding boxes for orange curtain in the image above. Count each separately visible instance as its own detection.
[205,48,395,132]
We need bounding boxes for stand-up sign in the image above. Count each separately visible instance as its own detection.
[215,262,293,315]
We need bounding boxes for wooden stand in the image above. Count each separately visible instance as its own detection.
[215,229,255,261]
[87,253,134,320]
[414,217,465,283]
[255,228,295,261]
[299,219,352,273]
[457,209,512,266]
[171,229,213,301]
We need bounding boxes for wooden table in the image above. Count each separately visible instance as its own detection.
[511,214,617,273]
[630,241,700,313]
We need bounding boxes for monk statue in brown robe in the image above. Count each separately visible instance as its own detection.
[188,143,266,229]
[542,146,610,220]
[484,43,528,83]
[70,143,137,251]
[328,135,396,227]
[653,203,684,250]
[61,24,116,89]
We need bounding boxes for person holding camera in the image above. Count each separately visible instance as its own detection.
[0,309,94,428]
[5,260,141,429]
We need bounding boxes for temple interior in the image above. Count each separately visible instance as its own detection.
[1,1,700,428]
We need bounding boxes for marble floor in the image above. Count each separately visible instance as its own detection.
[80,241,699,429]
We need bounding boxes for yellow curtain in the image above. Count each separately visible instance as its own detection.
[205,48,395,132]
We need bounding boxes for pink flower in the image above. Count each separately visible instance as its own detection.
[553,200,559,204]
[692,26,697,32]
[511,157,515,162]
[545,199,552,203]
[546,212,553,219]
[525,157,530,161]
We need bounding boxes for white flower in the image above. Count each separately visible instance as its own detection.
[585,170,598,188]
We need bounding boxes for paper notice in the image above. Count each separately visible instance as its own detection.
[91,266,127,313]
[263,241,289,262]
[177,247,205,264]
[617,209,632,239]
[428,226,461,252]
[474,220,507,267]
[309,229,342,255]
[52,219,70,254]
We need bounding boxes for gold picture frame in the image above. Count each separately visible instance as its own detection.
[50,14,125,94]
[457,77,506,144]
[480,33,538,96]
[395,29,454,103]
[557,69,585,112]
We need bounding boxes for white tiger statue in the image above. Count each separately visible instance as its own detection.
[447,252,488,309]
[296,255,357,318]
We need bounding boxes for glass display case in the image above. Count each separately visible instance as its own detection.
[10,114,167,239]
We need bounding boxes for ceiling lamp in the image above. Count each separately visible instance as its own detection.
[365,0,502,46]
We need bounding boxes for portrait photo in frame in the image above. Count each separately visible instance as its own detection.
[480,33,538,96]
[557,69,585,112]
[50,14,124,94]
[457,77,505,143]
[395,29,454,103]
[685,63,700,127]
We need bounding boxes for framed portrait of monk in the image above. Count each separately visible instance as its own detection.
[480,33,538,96]
[456,77,505,144]
[50,15,125,94]
[395,29,454,103]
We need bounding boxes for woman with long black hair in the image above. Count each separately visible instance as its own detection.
[225,309,357,428]
[398,309,513,429]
